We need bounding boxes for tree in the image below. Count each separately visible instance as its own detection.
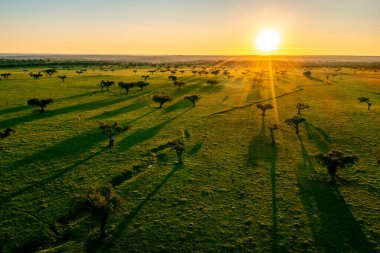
[206,80,218,85]
[58,75,67,82]
[285,115,306,134]
[141,75,150,82]
[152,95,172,108]
[29,72,43,80]
[184,95,200,107]
[74,184,124,239]
[136,81,149,91]
[27,98,53,113]
[315,150,358,183]
[179,70,185,75]
[211,69,220,77]
[256,103,274,116]
[76,70,84,75]
[173,81,185,89]
[357,97,372,110]
[192,70,197,76]
[168,139,185,164]
[169,75,177,82]
[99,122,130,147]
[1,127,15,139]
[268,124,279,144]
[118,82,135,94]
[44,69,57,77]
[303,71,312,77]
[1,73,11,80]
[223,70,230,76]
[100,80,114,91]
[296,103,310,115]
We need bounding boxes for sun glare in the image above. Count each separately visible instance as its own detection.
[255,29,280,53]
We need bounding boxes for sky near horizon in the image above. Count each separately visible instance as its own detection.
[1,0,379,56]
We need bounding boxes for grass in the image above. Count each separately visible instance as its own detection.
[0,65,379,252]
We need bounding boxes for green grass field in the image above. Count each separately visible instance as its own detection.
[0,64,379,252]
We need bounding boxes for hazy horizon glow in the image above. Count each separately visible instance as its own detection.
[1,0,379,56]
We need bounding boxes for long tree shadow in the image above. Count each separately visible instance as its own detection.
[0,95,133,128]
[163,99,189,114]
[187,141,203,156]
[97,163,184,253]
[2,147,106,203]
[0,128,107,203]
[171,83,202,98]
[0,92,94,116]
[119,108,191,149]
[297,136,374,252]
[89,99,150,120]
[304,122,330,153]
[247,116,279,252]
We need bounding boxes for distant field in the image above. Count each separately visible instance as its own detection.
[0,63,379,252]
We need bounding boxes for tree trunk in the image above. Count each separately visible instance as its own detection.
[108,138,115,147]
[192,101,195,107]
[99,214,108,239]
[295,124,299,134]
[40,106,45,113]
[159,103,163,109]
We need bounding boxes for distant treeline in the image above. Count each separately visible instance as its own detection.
[0,58,378,70]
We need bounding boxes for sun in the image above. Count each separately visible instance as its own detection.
[255,29,281,52]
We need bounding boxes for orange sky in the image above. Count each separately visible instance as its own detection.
[1,0,379,56]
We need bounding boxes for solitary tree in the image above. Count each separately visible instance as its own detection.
[285,115,306,134]
[173,81,185,89]
[184,95,200,107]
[152,95,172,108]
[169,75,177,82]
[58,75,67,82]
[1,73,11,80]
[268,124,279,144]
[27,98,53,113]
[141,75,150,82]
[99,121,130,147]
[118,82,135,94]
[100,80,114,91]
[192,70,197,76]
[357,97,372,110]
[256,103,274,116]
[29,72,43,80]
[179,70,185,75]
[136,81,149,91]
[76,70,84,75]
[168,139,185,164]
[44,69,57,77]
[1,127,15,139]
[303,71,312,78]
[296,103,310,115]
[74,184,124,239]
[206,80,219,85]
[315,150,358,183]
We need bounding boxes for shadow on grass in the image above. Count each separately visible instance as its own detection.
[171,83,202,98]
[1,129,106,203]
[119,108,191,149]
[304,122,330,153]
[3,148,106,203]
[306,76,324,83]
[0,91,94,116]
[89,99,150,120]
[98,163,184,253]
[163,99,189,114]
[247,116,279,252]
[187,141,203,156]
[199,84,225,93]
[297,136,374,252]
[0,96,131,128]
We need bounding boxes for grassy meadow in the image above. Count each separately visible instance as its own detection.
[0,62,379,252]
